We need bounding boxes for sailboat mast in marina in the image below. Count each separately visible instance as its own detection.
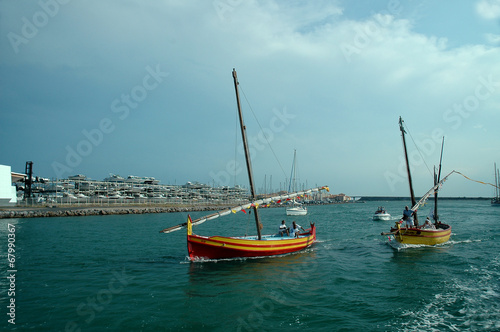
[382,117,452,246]
[286,149,307,216]
[160,69,329,260]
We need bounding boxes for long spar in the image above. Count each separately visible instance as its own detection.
[159,186,329,234]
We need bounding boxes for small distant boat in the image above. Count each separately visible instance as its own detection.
[286,150,307,216]
[286,204,307,216]
[382,118,451,246]
[492,163,500,206]
[372,206,391,220]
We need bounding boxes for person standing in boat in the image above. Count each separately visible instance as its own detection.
[279,220,289,236]
[402,206,415,228]
[290,221,306,238]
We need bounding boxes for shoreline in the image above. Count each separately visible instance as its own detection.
[0,205,230,219]
[0,202,347,219]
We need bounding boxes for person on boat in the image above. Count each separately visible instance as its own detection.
[402,206,415,228]
[422,217,436,229]
[290,221,305,238]
[279,220,289,237]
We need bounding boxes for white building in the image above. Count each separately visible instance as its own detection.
[0,165,25,206]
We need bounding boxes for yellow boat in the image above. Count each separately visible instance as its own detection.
[389,221,451,245]
[383,117,453,246]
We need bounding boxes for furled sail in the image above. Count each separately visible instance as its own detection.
[411,171,455,211]
[159,186,329,234]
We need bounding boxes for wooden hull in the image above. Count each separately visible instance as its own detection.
[390,224,451,245]
[187,225,316,260]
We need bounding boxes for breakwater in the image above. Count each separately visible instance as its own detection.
[0,205,229,219]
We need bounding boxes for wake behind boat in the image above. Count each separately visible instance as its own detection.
[372,206,391,221]
[160,69,329,260]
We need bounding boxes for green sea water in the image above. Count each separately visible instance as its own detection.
[1,200,499,331]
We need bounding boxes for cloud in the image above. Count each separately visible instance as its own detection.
[485,33,500,44]
[476,0,500,20]
[1,1,499,196]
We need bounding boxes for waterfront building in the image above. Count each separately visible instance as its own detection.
[0,164,25,206]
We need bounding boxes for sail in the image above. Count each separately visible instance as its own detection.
[411,171,455,212]
[159,186,329,234]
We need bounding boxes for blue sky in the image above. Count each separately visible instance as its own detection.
[1,0,499,197]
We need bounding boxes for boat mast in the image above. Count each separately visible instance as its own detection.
[232,69,262,240]
[434,137,445,223]
[399,117,418,226]
[495,163,499,200]
[497,167,500,200]
[288,149,297,192]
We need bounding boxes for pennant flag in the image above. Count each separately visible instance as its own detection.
[241,209,247,214]
[232,209,237,213]
[277,200,281,204]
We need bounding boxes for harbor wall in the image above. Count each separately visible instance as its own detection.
[0,205,228,219]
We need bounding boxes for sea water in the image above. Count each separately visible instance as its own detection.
[0,200,499,331]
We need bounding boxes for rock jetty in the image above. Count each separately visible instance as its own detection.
[0,205,229,219]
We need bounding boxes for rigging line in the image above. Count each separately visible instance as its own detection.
[238,84,288,178]
[402,121,433,176]
[454,171,500,189]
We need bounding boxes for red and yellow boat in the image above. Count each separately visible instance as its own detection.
[159,186,327,260]
[187,216,316,260]
[160,69,328,260]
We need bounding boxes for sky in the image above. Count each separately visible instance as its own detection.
[1,0,499,197]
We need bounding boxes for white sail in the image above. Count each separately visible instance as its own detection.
[160,186,329,233]
[411,171,455,212]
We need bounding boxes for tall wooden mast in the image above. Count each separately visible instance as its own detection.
[232,69,262,240]
[399,117,418,226]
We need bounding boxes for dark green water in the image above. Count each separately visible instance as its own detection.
[1,200,499,331]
